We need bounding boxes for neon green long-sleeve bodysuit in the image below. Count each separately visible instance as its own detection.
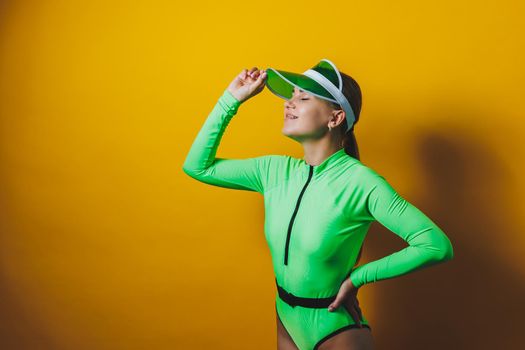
[182,89,454,350]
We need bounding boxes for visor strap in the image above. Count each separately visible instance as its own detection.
[303,69,356,130]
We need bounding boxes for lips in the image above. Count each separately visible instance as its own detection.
[285,113,298,120]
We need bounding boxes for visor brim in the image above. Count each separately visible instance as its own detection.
[265,68,337,103]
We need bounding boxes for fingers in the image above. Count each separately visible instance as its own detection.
[247,66,258,78]
[237,68,256,80]
[355,298,363,320]
[247,67,266,80]
[340,299,362,328]
[256,69,267,82]
[327,294,342,312]
[347,301,363,328]
[238,69,248,80]
[237,66,267,84]
[328,279,349,312]
[328,291,364,328]
[246,67,267,92]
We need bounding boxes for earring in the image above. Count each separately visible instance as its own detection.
[328,125,332,131]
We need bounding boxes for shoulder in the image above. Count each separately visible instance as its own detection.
[345,158,389,188]
[340,155,380,176]
[252,154,289,167]
[250,154,294,180]
[256,154,302,170]
[251,154,296,194]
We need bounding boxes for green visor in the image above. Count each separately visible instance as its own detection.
[265,58,356,131]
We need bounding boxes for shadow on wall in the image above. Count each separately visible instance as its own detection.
[0,3,59,350]
[362,121,524,349]
[0,0,13,47]
[0,270,59,350]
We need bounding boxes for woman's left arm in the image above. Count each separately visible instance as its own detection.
[349,174,454,289]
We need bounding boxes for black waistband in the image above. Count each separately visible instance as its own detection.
[275,279,337,308]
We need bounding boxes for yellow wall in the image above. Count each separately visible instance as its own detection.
[0,1,523,349]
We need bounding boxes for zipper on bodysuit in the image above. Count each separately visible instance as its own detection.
[284,165,314,265]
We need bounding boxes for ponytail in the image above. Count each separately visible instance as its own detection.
[333,71,364,266]
[329,71,362,161]
[342,125,360,161]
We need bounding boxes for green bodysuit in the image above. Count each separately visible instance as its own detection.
[182,89,454,350]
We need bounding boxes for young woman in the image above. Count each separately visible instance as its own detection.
[182,59,454,350]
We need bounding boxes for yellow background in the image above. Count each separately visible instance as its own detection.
[1,0,524,349]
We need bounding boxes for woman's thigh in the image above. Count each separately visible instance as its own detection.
[276,311,299,350]
[316,327,374,350]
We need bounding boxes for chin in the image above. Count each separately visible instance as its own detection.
[282,125,297,136]
[282,125,307,141]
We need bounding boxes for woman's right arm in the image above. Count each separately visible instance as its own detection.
[349,172,454,289]
[182,87,270,193]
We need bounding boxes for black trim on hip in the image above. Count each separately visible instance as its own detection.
[313,323,372,350]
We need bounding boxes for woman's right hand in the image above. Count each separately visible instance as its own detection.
[327,277,364,328]
[227,67,267,103]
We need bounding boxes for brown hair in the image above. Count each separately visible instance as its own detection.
[326,72,364,268]
[326,72,362,161]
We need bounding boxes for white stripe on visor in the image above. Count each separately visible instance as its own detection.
[302,69,356,131]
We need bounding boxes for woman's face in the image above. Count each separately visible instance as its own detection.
[282,87,335,141]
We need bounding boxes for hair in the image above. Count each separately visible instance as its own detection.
[326,72,364,267]
[325,72,362,161]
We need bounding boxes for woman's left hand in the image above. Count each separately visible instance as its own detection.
[327,277,363,328]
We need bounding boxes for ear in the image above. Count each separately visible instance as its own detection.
[330,109,346,128]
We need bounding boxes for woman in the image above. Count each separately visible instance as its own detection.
[182,59,454,350]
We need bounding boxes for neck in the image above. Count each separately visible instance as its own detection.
[301,138,343,166]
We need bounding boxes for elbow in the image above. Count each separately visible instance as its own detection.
[182,164,194,177]
[441,234,454,262]
[182,164,200,179]
[182,158,198,178]
[435,246,454,263]
[429,236,454,263]
[182,155,198,178]
[182,162,208,181]
[444,240,454,261]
